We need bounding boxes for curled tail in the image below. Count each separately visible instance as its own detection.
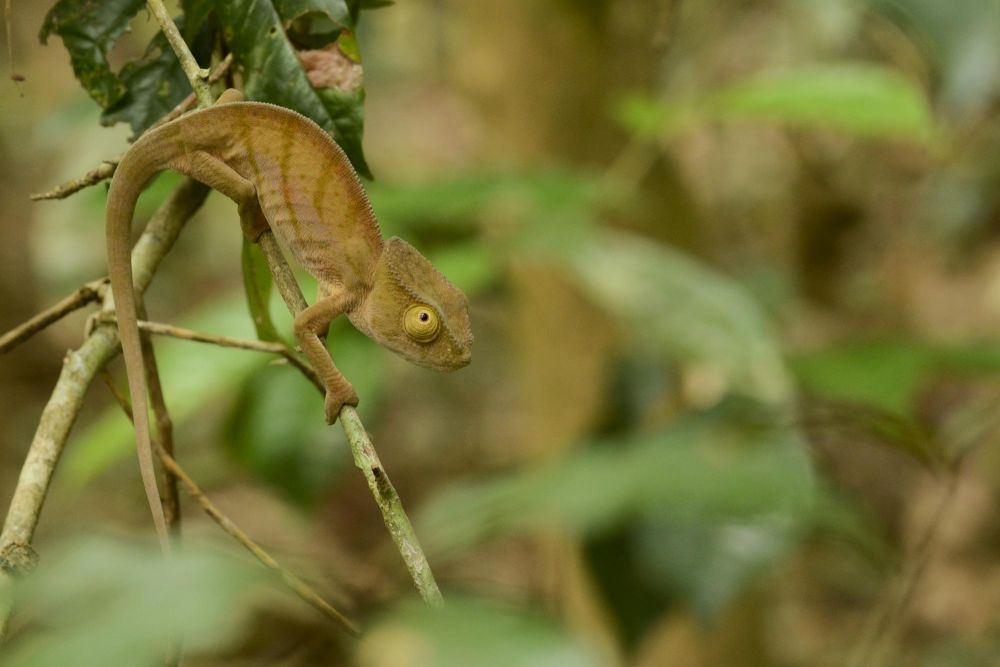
[106,142,172,555]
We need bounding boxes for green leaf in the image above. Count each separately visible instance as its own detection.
[39,0,145,109]
[363,598,601,667]
[419,409,815,557]
[792,339,1000,416]
[794,340,932,415]
[225,323,385,505]
[633,515,794,621]
[0,536,293,667]
[240,237,283,343]
[101,1,216,137]
[225,365,349,506]
[219,0,372,177]
[275,0,351,26]
[706,63,935,142]
[569,231,790,403]
[369,168,610,239]
[619,64,936,145]
[427,241,499,295]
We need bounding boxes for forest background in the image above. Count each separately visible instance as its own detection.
[1,1,999,665]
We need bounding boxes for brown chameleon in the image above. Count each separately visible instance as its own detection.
[106,89,472,552]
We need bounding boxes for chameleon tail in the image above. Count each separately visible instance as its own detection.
[106,144,172,556]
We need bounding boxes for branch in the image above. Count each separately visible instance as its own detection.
[96,316,323,392]
[0,179,210,639]
[137,304,181,535]
[0,279,106,353]
[159,445,361,634]
[101,373,360,635]
[258,234,444,606]
[145,0,212,107]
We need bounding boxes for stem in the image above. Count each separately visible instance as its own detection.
[98,316,323,392]
[145,0,212,107]
[0,179,209,639]
[258,233,444,606]
[138,304,181,536]
[101,374,360,635]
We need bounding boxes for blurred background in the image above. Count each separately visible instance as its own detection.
[2,0,1000,665]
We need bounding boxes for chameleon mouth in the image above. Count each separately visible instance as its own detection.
[419,347,471,372]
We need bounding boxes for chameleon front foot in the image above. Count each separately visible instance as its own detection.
[325,385,359,424]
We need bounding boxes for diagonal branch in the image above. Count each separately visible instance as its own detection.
[258,234,444,606]
[0,178,210,639]
[101,372,360,635]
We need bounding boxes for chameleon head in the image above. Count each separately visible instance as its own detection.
[351,236,473,371]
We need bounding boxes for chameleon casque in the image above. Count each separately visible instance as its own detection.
[107,89,472,551]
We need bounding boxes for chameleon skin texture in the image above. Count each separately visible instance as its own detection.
[106,92,472,551]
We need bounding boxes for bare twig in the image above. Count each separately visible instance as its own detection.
[101,373,360,635]
[138,304,181,535]
[159,445,361,634]
[258,233,444,606]
[0,179,210,639]
[30,161,118,202]
[848,467,963,667]
[145,0,212,107]
[95,316,323,392]
[29,53,233,202]
[0,279,107,353]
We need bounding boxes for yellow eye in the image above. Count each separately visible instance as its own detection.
[403,304,441,342]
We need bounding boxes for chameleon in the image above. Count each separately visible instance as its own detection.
[106,89,473,552]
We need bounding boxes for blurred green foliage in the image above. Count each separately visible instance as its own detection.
[8,0,1000,664]
[0,536,294,667]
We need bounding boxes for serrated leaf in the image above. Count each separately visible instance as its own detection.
[39,0,145,109]
[219,0,372,177]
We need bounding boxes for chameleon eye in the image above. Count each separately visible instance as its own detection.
[403,304,441,342]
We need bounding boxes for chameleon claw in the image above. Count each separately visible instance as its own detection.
[324,387,359,424]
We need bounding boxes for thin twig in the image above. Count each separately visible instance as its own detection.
[160,446,361,634]
[30,161,118,202]
[137,303,181,535]
[0,279,107,353]
[848,466,963,667]
[100,373,360,635]
[29,53,233,202]
[145,0,212,107]
[0,179,210,640]
[258,233,444,606]
[96,316,323,392]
